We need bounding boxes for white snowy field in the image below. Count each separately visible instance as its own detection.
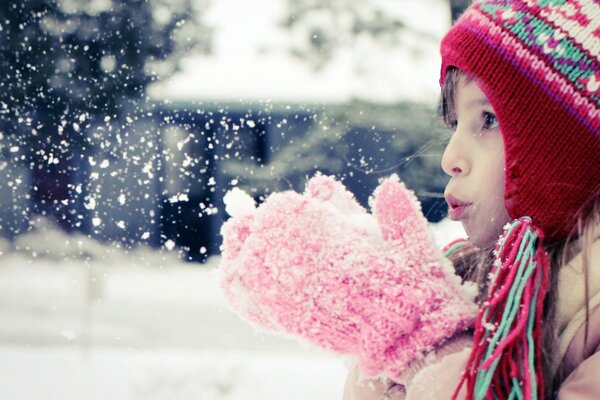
[0,217,464,400]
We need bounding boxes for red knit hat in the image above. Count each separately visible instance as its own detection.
[440,1,600,399]
[441,0,600,244]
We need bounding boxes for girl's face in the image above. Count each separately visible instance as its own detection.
[441,74,511,248]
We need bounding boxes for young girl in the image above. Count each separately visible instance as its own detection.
[344,0,600,398]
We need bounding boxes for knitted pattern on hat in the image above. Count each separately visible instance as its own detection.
[441,0,600,243]
[219,174,478,382]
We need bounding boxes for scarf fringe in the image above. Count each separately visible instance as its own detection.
[451,217,550,400]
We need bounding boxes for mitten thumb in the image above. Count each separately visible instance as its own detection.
[371,175,432,248]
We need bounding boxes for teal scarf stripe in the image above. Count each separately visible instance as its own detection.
[473,219,541,399]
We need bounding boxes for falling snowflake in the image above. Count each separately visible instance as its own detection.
[84,197,97,210]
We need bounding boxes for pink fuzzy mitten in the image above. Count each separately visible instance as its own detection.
[219,174,477,382]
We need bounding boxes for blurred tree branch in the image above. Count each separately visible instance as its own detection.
[0,0,212,159]
[280,0,440,71]
[221,101,450,219]
[280,0,472,70]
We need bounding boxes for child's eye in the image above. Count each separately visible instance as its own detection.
[482,111,499,130]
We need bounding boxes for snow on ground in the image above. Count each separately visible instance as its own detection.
[0,217,464,399]
[0,346,345,400]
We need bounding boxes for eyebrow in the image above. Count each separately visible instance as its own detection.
[468,99,491,108]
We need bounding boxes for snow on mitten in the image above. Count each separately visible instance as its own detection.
[218,174,477,382]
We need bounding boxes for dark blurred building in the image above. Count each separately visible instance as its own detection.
[0,101,447,262]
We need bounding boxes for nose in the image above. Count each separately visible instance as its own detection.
[441,128,469,177]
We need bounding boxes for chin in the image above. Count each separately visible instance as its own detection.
[470,236,497,249]
[464,225,501,249]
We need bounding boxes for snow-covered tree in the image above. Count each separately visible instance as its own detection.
[0,0,210,156]
[0,0,211,234]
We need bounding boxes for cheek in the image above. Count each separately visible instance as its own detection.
[489,195,511,227]
[466,203,510,247]
[484,171,511,241]
[469,150,510,246]
[493,167,506,202]
[486,153,509,214]
[489,141,507,203]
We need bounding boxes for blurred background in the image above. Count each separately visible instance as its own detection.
[0,0,469,399]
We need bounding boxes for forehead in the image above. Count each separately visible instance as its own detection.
[455,77,491,109]
[455,75,490,106]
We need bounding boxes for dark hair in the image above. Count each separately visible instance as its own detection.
[440,66,470,129]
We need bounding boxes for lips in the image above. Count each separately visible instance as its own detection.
[445,194,472,221]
